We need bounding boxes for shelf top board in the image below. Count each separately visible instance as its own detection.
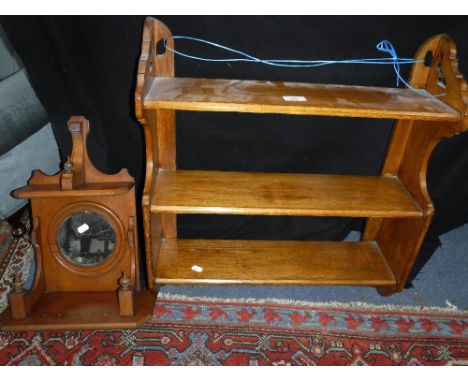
[144,77,460,121]
[151,169,423,218]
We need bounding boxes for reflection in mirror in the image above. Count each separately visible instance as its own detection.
[58,211,116,266]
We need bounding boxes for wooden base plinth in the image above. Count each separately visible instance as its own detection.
[0,290,155,331]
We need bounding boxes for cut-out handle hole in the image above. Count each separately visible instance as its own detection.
[156,39,167,56]
[436,61,446,88]
[424,51,433,67]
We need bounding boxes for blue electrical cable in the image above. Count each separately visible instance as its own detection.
[163,36,443,99]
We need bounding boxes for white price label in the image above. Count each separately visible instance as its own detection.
[191,265,203,273]
[77,223,90,234]
[282,95,307,102]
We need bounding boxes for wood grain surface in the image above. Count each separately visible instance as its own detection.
[0,291,155,331]
[151,169,423,218]
[156,239,395,286]
[144,77,460,121]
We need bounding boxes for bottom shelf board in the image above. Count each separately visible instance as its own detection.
[0,291,155,331]
[156,239,396,287]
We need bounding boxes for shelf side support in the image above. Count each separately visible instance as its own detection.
[135,17,176,291]
[363,34,468,295]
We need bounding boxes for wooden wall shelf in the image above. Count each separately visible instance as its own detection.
[135,18,468,296]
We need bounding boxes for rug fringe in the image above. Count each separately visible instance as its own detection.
[157,292,468,315]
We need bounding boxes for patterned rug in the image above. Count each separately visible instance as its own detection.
[0,213,34,315]
[1,293,467,365]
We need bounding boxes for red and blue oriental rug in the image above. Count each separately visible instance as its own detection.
[1,293,467,366]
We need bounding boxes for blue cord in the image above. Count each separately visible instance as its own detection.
[375,40,444,98]
[164,36,442,98]
[166,36,421,68]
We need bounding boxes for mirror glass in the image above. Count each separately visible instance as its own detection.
[58,211,116,266]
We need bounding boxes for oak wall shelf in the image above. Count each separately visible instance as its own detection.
[135,17,468,296]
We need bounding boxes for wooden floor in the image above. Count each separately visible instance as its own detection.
[156,239,396,286]
[152,169,423,218]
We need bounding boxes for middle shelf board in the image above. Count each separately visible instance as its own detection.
[144,77,459,122]
[151,169,423,218]
[156,239,396,286]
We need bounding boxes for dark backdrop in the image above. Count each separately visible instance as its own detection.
[2,16,467,285]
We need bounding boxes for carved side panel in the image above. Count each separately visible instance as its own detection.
[364,35,468,294]
[411,34,468,129]
[135,17,176,291]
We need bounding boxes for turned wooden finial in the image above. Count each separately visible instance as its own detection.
[63,156,74,174]
[118,272,131,291]
[118,272,134,317]
[9,274,27,320]
[12,275,23,293]
[60,155,75,191]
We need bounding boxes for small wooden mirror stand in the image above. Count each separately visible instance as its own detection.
[0,116,154,331]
